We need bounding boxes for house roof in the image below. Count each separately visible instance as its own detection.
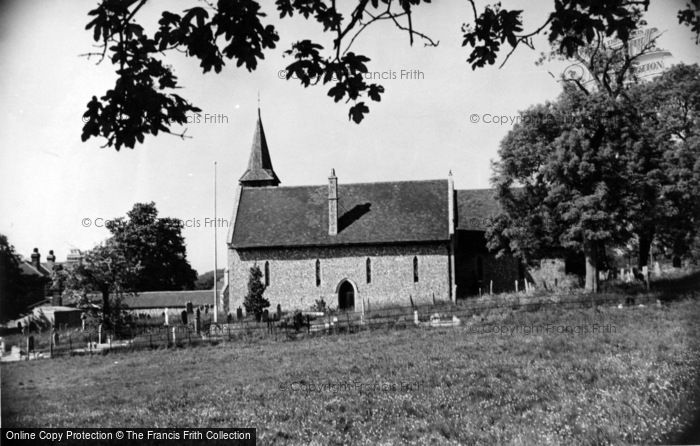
[455,188,502,231]
[120,290,217,309]
[231,179,450,249]
[19,261,51,277]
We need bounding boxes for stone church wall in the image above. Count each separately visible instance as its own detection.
[227,243,451,315]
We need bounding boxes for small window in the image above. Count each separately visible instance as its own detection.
[413,256,419,283]
[264,261,270,286]
[366,258,372,284]
[315,259,321,287]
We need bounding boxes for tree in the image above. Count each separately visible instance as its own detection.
[105,202,198,291]
[0,234,23,321]
[59,239,140,326]
[0,235,48,321]
[634,64,700,265]
[194,269,225,290]
[243,264,269,321]
[81,0,699,150]
[489,63,700,290]
[489,86,648,292]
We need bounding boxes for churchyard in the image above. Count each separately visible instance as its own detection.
[2,272,699,445]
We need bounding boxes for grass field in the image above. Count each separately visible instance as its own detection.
[2,290,700,445]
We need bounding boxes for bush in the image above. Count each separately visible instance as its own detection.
[243,265,269,322]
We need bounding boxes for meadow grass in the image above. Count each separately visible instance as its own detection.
[2,293,699,445]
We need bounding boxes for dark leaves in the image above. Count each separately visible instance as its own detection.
[349,102,369,124]
[461,4,523,69]
[284,44,382,123]
[82,0,278,149]
[463,0,651,68]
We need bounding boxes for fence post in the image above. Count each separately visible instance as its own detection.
[515,280,519,293]
[490,280,493,295]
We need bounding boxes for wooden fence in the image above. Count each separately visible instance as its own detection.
[3,287,692,361]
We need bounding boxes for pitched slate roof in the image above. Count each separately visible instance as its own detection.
[120,290,216,309]
[455,188,502,231]
[239,109,280,186]
[231,179,450,248]
[19,261,51,277]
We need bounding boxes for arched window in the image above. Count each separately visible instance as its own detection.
[413,256,419,283]
[315,259,321,287]
[366,258,372,284]
[264,261,270,286]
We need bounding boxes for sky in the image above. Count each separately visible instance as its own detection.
[1,0,698,275]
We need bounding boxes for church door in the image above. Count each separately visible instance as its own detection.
[338,281,355,310]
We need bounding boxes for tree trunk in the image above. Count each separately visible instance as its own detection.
[584,239,599,293]
[637,230,654,270]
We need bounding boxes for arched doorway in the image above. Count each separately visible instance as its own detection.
[337,280,355,310]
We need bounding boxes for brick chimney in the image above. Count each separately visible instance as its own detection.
[46,249,56,271]
[328,168,338,236]
[30,248,40,269]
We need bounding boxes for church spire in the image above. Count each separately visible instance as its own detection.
[239,106,280,187]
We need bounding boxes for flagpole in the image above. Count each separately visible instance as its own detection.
[213,161,219,323]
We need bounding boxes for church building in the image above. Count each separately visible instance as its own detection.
[225,110,521,315]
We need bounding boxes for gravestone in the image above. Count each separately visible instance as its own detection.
[98,324,103,344]
[186,301,193,314]
[53,329,59,346]
[236,307,243,320]
[27,335,34,352]
[276,304,282,320]
[181,310,188,325]
[226,313,232,324]
[262,309,269,322]
[164,309,170,326]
